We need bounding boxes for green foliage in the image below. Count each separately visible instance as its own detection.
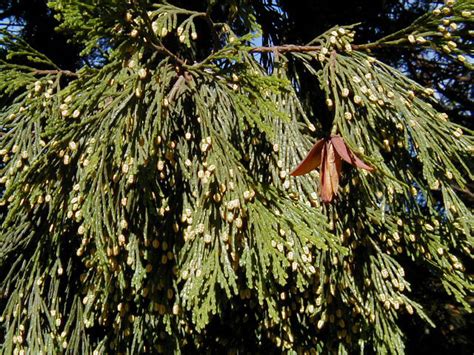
[49,0,129,56]
[0,0,473,353]
[364,0,473,70]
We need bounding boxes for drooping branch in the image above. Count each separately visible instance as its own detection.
[248,43,395,54]
[137,8,187,67]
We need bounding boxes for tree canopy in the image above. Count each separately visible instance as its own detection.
[0,0,473,353]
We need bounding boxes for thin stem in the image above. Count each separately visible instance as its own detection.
[138,7,187,67]
[32,69,78,78]
[149,42,186,67]
[250,44,322,53]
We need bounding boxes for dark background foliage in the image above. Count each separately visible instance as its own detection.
[0,0,81,68]
[1,0,472,353]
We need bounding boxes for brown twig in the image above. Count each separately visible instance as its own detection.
[32,69,78,78]
[138,7,187,67]
[149,42,186,67]
[250,44,322,53]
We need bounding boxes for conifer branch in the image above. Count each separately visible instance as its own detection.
[149,42,187,66]
[137,6,187,67]
[248,42,410,54]
[250,44,322,53]
[1,0,473,353]
[32,69,79,77]
[196,12,221,51]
